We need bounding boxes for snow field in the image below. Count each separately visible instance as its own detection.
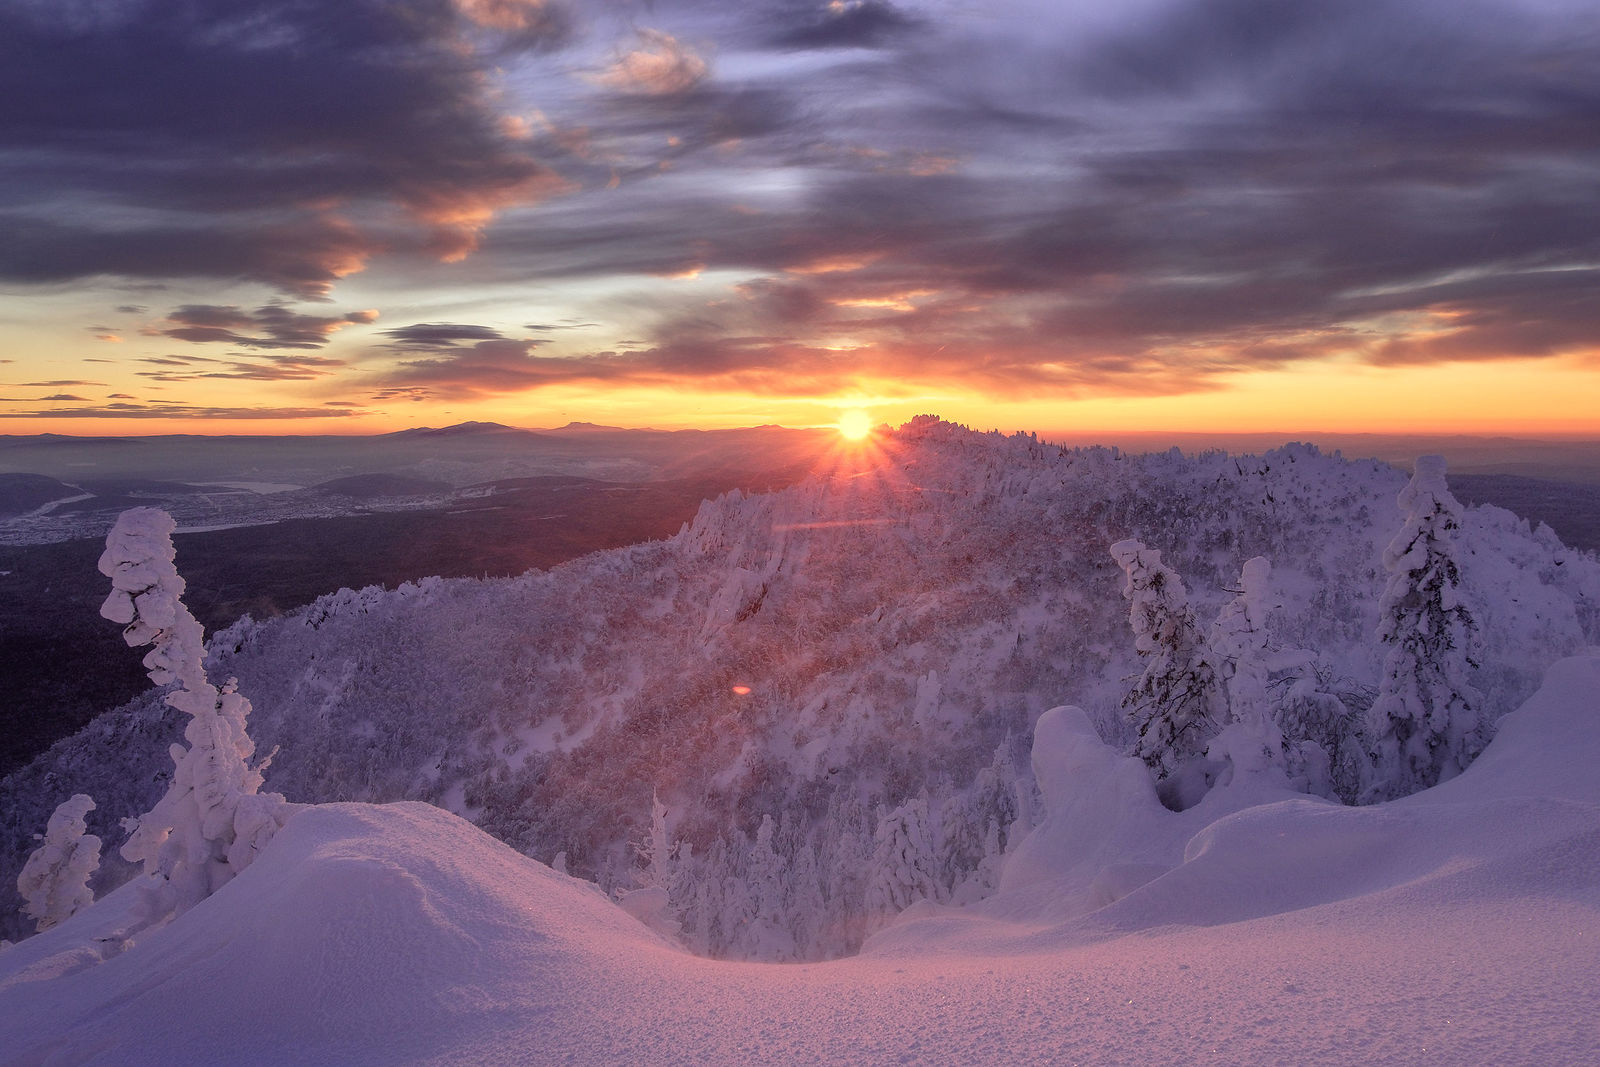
[3,654,1596,1065]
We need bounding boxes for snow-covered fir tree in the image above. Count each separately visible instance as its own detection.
[865,798,942,925]
[1204,556,1292,787]
[634,790,674,890]
[98,507,291,931]
[16,795,101,934]
[1363,456,1489,800]
[737,814,796,961]
[1110,539,1226,782]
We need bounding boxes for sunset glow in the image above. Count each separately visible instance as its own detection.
[1,1,1597,439]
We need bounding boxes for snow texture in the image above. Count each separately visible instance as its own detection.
[3,654,1597,1065]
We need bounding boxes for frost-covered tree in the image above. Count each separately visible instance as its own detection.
[736,814,796,960]
[865,798,942,924]
[17,795,101,933]
[1205,557,1291,785]
[99,507,291,929]
[1363,456,1488,801]
[618,790,684,939]
[938,736,1023,904]
[634,790,674,889]
[1110,540,1225,779]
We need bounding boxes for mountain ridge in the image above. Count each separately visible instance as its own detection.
[3,418,1596,955]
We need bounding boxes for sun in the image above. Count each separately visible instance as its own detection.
[836,409,874,440]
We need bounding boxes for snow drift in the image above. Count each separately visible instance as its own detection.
[4,653,1597,1065]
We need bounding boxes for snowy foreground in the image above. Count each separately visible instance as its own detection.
[4,656,1597,1065]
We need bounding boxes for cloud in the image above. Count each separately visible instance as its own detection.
[18,379,107,387]
[2,215,379,301]
[8,0,1600,408]
[454,0,571,46]
[160,305,378,349]
[0,0,572,295]
[382,323,509,348]
[0,402,357,420]
[139,352,348,383]
[373,338,619,399]
[597,30,709,96]
[768,0,924,51]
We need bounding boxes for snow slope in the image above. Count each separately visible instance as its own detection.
[4,654,1596,1066]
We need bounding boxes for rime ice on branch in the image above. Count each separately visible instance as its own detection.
[98,507,289,925]
[17,794,101,933]
[1363,456,1489,801]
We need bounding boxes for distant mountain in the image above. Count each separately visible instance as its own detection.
[6,418,1596,954]
[544,421,633,433]
[382,421,527,438]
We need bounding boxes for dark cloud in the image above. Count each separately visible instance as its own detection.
[114,305,147,314]
[768,0,924,51]
[18,380,106,387]
[0,403,356,420]
[37,394,90,402]
[139,352,348,383]
[160,305,378,348]
[1,215,380,300]
[375,339,623,398]
[382,323,509,348]
[0,0,571,295]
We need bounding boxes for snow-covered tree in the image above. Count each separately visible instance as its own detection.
[634,790,674,889]
[17,795,101,933]
[1363,456,1488,801]
[736,814,796,960]
[99,507,291,929]
[618,789,684,940]
[865,798,942,924]
[1110,540,1225,779]
[1205,557,1291,786]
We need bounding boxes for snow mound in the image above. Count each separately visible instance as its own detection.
[0,803,678,1065]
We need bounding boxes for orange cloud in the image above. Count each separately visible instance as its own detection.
[597,30,709,96]
[455,0,556,32]
[400,171,574,263]
[787,254,882,275]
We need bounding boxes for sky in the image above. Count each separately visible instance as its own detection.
[1,0,1598,437]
